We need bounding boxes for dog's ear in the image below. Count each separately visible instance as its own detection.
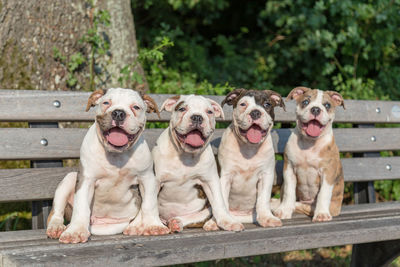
[265,90,286,111]
[208,99,225,119]
[327,91,345,109]
[86,89,106,112]
[221,88,246,107]
[160,95,180,112]
[142,94,160,118]
[286,87,310,101]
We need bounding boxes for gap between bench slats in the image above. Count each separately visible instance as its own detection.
[0,157,398,202]
[0,127,399,160]
[0,90,400,123]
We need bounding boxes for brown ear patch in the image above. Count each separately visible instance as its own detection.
[142,94,161,118]
[326,91,345,109]
[265,90,286,111]
[161,95,181,112]
[85,89,106,112]
[221,88,246,107]
[286,86,311,101]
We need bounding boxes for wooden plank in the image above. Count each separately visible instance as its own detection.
[1,127,400,160]
[1,157,399,202]
[0,167,75,202]
[1,90,400,123]
[1,210,400,266]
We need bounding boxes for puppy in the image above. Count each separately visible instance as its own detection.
[153,95,244,232]
[212,89,285,228]
[273,87,345,222]
[46,88,169,243]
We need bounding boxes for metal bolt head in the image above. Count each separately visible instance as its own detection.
[386,164,392,171]
[376,107,381,113]
[40,138,48,146]
[371,136,376,142]
[53,100,61,108]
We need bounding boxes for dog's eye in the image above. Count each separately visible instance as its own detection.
[324,102,331,110]
[263,102,271,108]
[302,99,310,107]
[207,110,213,114]
[103,101,110,105]
[240,102,246,107]
[178,107,186,112]
[133,105,140,110]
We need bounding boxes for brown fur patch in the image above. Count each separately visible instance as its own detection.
[318,137,344,216]
[142,94,160,118]
[86,89,106,112]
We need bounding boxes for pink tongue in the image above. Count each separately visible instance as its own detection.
[185,131,205,147]
[246,126,263,144]
[106,128,129,147]
[305,121,322,137]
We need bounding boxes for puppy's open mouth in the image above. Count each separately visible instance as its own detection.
[175,129,207,149]
[103,127,138,148]
[301,120,325,138]
[239,124,268,144]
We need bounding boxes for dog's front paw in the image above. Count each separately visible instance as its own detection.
[46,222,66,239]
[273,205,294,219]
[257,215,282,227]
[203,219,219,231]
[217,219,244,232]
[123,223,170,236]
[312,212,332,222]
[59,225,90,244]
[167,218,183,233]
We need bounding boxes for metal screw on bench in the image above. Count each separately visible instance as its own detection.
[40,138,48,146]
[53,100,61,108]
[370,136,376,142]
[376,107,381,113]
[386,164,392,171]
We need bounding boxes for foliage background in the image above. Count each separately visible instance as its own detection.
[133,0,399,100]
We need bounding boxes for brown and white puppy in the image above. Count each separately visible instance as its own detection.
[46,88,169,243]
[153,95,244,232]
[273,87,345,222]
[206,89,285,229]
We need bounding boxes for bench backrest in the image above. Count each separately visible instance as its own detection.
[1,90,400,203]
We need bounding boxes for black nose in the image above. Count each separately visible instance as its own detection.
[250,110,261,120]
[112,109,126,122]
[311,107,321,116]
[191,114,203,124]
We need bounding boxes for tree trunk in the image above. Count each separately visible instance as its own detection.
[0,0,146,91]
[100,0,148,90]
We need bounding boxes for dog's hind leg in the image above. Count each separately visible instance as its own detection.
[46,172,77,239]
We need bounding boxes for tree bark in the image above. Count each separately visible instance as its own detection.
[0,0,146,91]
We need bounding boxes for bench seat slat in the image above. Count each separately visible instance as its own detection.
[1,202,400,266]
[1,128,399,160]
[1,157,399,202]
[1,90,400,123]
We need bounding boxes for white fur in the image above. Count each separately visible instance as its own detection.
[47,88,168,243]
[153,95,244,232]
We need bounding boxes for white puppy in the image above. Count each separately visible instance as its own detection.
[207,89,285,229]
[273,87,345,222]
[46,88,169,243]
[153,95,244,232]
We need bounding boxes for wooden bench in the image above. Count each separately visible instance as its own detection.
[1,89,400,266]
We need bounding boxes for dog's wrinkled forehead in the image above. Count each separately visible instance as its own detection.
[242,90,274,107]
[175,95,211,112]
[103,88,143,108]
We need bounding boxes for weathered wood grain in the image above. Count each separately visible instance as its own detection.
[1,206,400,266]
[1,157,399,202]
[1,90,400,123]
[1,127,400,160]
